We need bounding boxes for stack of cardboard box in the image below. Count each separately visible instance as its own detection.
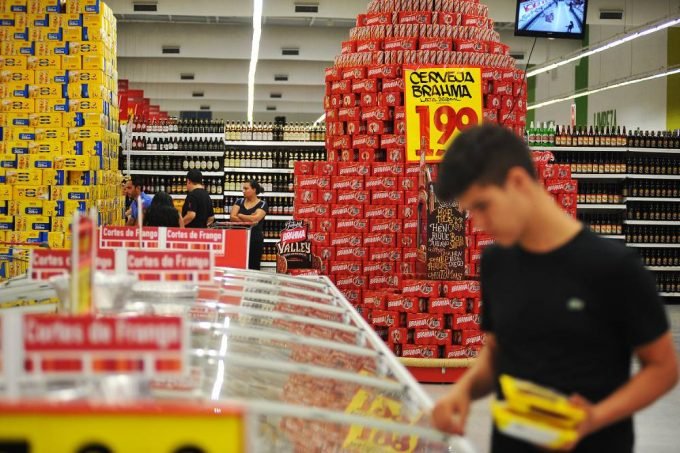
[0,0,122,280]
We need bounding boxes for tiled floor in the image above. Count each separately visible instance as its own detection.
[424,305,680,453]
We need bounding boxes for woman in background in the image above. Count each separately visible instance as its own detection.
[230,179,268,270]
[144,191,184,228]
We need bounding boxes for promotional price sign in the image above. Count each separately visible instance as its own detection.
[405,67,483,163]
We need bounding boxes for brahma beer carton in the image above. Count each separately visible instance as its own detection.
[276,220,314,274]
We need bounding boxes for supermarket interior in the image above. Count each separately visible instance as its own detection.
[1,0,680,451]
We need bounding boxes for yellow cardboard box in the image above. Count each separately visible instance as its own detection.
[27,12,60,28]
[15,215,51,231]
[28,83,66,98]
[0,215,14,230]
[0,68,34,83]
[34,69,67,84]
[5,169,42,185]
[0,12,26,28]
[0,55,27,69]
[62,54,80,70]
[54,154,90,171]
[67,83,107,99]
[1,41,34,56]
[62,111,104,128]
[0,81,29,98]
[17,153,52,169]
[28,139,61,154]
[81,54,107,70]
[0,27,27,41]
[63,139,102,156]
[47,231,63,248]
[9,199,44,216]
[0,153,16,169]
[0,183,11,200]
[29,1,64,15]
[28,112,61,126]
[68,98,106,113]
[13,185,49,200]
[0,127,32,141]
[50,184,90,201]
[0,140,29,155]
[33,126,67,140]
[0,98,33,112]
[27,55,61,70]
[1,1,27,14]
[67,126,103,140]
[34,41,68,57]
[35,98,68,113]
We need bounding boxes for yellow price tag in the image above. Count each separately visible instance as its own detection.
[405,67,483,163]
[343,388,419,452]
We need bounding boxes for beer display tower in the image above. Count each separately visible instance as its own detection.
[288,0,579,382]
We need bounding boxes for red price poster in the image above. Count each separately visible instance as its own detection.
[70,214,96,314]
[405,67,483,163]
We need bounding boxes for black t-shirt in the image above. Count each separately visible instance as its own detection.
[182,188,214,228]
[481,228,668,453]
[235,198,268,236]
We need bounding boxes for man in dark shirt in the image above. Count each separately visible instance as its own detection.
[182,169,214,228]
[432,125,678,452]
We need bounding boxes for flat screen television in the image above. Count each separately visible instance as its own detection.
[515,0,588,40]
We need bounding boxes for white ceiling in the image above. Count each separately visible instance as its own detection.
[109,0,680,122]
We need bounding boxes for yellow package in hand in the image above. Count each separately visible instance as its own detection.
[491,375,586,450]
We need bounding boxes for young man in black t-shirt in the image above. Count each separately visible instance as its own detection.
[431,125,678,452]
[182,169,214,228]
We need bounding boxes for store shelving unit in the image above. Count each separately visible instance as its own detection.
[532,145,680,297]
[129,170,223,177]
[123,150,225,157]
[223,140,325,269]
[577,204,627,210]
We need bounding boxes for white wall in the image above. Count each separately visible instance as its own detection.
[531,24,670,129]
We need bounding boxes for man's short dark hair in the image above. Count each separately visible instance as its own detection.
[187,169,203,184]
[130,175,144,188]
[435,124,537,201]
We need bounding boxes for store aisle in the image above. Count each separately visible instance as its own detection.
[424,306,680,453]
[525,1,583,34]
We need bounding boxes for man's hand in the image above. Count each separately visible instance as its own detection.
[551,394,597,452]
[432,385,471,435]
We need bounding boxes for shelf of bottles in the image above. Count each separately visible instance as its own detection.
[530,124,680,296]
[137,176,227,215]
[224,121,326,143]
[224,195,294,217]
[130,118,225,139]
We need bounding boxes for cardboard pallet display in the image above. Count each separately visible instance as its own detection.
[0,0,123,281]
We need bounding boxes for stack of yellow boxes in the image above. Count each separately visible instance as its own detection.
[0,0,123,280]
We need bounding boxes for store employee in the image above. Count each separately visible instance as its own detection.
[230,179,268,270]
[431,125,677,453]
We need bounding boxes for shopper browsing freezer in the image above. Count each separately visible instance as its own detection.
[230,179,268,270]
[182,170,215,228]
[431,125,678,453]
[125,175,153,226]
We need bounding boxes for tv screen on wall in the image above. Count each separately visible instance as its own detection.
[515,0,588,40]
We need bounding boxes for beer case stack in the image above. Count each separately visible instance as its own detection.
[288,0,531,357]
[0,0,122,279]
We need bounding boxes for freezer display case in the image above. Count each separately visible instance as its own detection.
[0,268,474,453]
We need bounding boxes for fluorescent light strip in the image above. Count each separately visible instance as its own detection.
[527,15,680,78]
[247,0,264,125]
[529,66,680,110]
[313,113,326,125]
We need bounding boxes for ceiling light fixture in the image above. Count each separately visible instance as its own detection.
[313,113,326,125]
[529,65,680,110]
[247,0,264,125]
[527,15,680,78]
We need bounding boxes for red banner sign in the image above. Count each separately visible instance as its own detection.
[24,315,184,352]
